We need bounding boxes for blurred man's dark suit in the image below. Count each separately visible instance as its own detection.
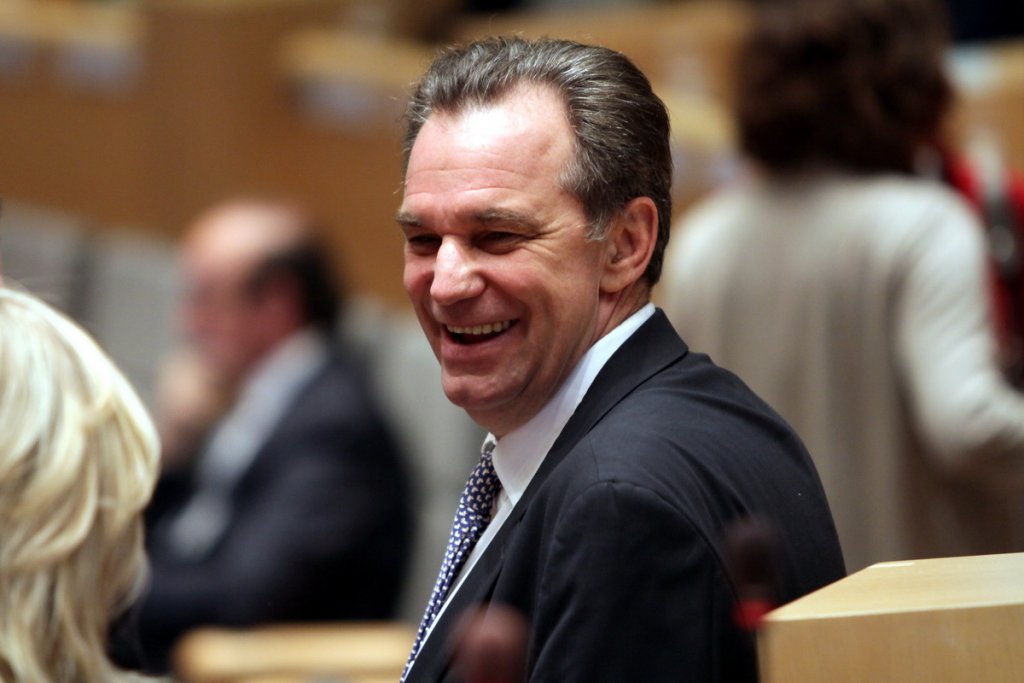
[116,348,411,673]
[406,311,845,683]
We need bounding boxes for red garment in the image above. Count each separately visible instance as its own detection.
[944,155,1024,383]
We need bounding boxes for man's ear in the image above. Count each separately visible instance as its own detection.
[600,196,658,294]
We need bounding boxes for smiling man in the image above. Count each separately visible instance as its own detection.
[397,37,845,683]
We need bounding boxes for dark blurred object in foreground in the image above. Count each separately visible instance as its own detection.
[451,604,529,683]
[724,517,783,632]
[946,0,1024,43]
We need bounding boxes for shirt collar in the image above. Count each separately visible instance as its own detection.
[489,303,655,504]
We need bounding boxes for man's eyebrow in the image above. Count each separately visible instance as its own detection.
[471,208,542,232]
[394,211,421,229]
[395,208,543,232]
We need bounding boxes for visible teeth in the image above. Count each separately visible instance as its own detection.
[447,321,512,335]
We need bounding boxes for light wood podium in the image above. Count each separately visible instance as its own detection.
[173,622,415,683]
[759,553,1024,682]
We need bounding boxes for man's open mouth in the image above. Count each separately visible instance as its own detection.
[445,320,515,345]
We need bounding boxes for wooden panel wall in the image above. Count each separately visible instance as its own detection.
[1,1,1021,308]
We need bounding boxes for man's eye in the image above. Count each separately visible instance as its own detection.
[480,231,523,249]
[406,234,441,252]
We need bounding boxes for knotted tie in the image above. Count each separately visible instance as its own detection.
[401,439,502,680]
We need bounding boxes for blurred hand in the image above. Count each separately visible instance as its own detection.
[154,349,233,471]
[450,603,529,683]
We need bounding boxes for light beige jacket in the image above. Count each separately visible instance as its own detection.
[662,172,1024,571]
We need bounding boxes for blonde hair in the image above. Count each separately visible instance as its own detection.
[0,287,160,682]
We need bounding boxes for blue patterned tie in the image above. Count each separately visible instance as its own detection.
[401,439,502,681]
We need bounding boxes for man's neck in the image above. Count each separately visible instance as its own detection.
[594,284,651,347]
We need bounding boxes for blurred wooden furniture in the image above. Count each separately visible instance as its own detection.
[454,1,751,104]
[271,28,434,307]
[2,1,1024,308]
[949,39,1024,177]
[0,0,424,306]
[173,622,415,683]
[0,0,151,225]
[456,1,747,212]
[759,552,1024,682]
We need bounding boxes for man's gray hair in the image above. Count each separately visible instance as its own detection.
[403,36,673,286]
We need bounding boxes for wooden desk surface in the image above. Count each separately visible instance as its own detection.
[760,553,1024,683]
[174,622,415,683]
[771,552,1024,619]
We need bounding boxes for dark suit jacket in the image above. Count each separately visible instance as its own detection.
[115,351,411,673]
[406,310,844,683]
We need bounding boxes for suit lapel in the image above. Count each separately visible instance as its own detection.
[408,310,687,682]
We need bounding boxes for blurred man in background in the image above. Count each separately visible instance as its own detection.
[114,198,411,673]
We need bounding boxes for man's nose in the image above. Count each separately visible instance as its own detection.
[431,238,484,304]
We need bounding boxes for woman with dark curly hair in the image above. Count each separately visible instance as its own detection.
[663,0,1024,571]
[735,0,952,175]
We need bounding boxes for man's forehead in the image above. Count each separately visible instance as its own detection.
[405,89,572,189]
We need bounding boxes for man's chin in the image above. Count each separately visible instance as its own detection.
[441,378,506,417]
